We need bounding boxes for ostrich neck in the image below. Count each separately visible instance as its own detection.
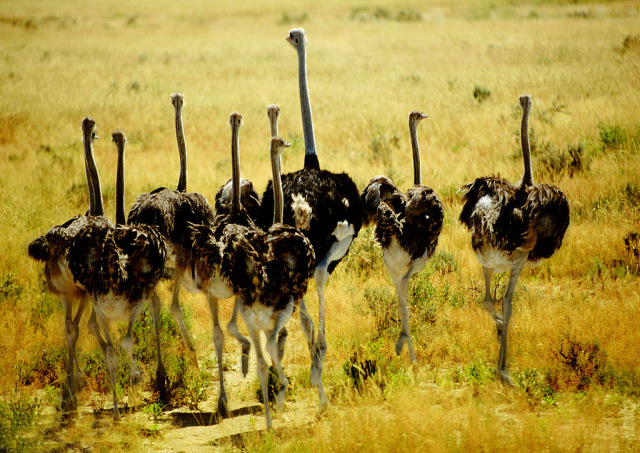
[84,149,96,217]
[84,131,104,217]
[297,48,319,169]
[269,113,279,137]
[116,139,126,226]
[271,147,284,225]
[521,104,534,187]
[175,104,188,192]
[410,122,422,186]
[231,124,241,214]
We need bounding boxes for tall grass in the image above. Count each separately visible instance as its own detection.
[1,0,640,451]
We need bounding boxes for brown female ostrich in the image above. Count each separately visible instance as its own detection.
[126,93,215,376]
[240,136,315,429]
[57,128,167,420]
[28,117,113,414]
[459,94,570,384]
[361,111,444,363]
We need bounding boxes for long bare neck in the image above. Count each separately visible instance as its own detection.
[297,45,319,169]
[174,94,188,192]
[268,105,280,137]
[115,132,126,226]
[271,141,284,224]
[83,119,104,217]
[521,99,533,187]
[230,117,242,214]
[410,120,422,186]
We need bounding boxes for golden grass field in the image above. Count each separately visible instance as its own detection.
[1,0,640,451]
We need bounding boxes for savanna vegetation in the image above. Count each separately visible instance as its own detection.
[1,0,639,451]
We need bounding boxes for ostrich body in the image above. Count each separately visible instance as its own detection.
[360,111,444,362]
[28,117,113,414]
[258,28,363,406]
[459,95,569,384]
[127,93,215,374]
[240,136,315,429]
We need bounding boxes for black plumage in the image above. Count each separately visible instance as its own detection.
[458,95,570,385]
[255,30,363,408]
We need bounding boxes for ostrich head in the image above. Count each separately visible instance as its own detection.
[519,94,532,111]
[82,117,97,142]
[286,28,307,50]
[271,136,290,157]
[171,92,185,110]
[409,111,428,127]
[111,129,126,148]
[230,111,243,129]
[267,104,281,137]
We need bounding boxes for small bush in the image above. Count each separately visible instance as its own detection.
[515,369,557,406]
[18,344,65,387]
[549,334,608,391]
[343,349,378,391]
[0,395,41,452]
[599,123,628,150]
[0,273,23,302]
[363,286,397,333]
[473,85,491,103]
[622,34,640,51]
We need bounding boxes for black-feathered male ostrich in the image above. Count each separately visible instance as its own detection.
[459,95,569,384]
[28,117,113,414]
[361,111,444,363]
[259,28,363,407]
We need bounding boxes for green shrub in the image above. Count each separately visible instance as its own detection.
[0,395,41,452]
[473,85,491,103]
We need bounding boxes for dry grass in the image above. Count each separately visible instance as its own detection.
[1,0,640,451]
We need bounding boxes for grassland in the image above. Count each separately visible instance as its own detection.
[1,0,640,451]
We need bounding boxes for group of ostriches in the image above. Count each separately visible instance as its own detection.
[29,29,569,429]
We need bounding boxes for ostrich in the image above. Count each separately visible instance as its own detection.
[459,94,570,384]
[240,136,315,429]
[127,92,215,375]
[68,128,167,420]
[28,117,113,414]
[360,111,444,363]
[181,112,257,417]
[258,28,363,407]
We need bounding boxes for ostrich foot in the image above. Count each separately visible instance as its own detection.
[241,344,250,378]
[217,393,229,419]
[276,384,288,413]
[498,369,514,387]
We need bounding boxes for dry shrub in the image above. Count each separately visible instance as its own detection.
[548,334,608,391]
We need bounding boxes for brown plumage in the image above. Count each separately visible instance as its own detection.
[240,136,315,429]
[28,117,112,415]
[459,94,569,385]
[360,111,443,363]
[126,93,215,375]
